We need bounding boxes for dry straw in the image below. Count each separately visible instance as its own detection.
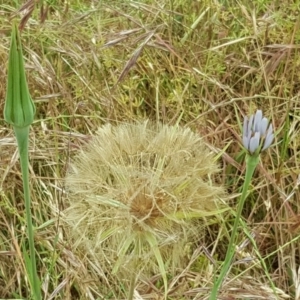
[63,121,225,293]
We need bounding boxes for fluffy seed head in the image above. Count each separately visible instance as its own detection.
[64,121,225,278]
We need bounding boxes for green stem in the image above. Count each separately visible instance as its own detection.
[14,126,41,300]
[209,154,259,300]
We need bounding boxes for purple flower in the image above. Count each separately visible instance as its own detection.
[242,110,274,154]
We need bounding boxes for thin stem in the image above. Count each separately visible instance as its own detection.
[128,272,137,300]
[15,126,41,300]
[209,154,260,300]
[127,243,139,300]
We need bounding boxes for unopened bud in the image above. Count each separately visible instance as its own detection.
[4,23,35,128]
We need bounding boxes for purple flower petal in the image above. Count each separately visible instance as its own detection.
[248,115,254,137]
[249,132,260,153]
[243,116,248,139]
[267,124,273,136]
[262,133,274,151]
[254,110,263,132]
[260,118,268,135]
[243,135,249,149]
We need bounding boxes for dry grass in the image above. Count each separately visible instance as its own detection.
[0,0,300,299]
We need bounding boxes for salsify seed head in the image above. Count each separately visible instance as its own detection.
[63,121,225,277]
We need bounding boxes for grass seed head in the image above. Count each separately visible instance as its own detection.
[64,121,225,278]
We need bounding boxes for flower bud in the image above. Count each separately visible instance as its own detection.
[242,110,274,155]
[4,23,35,128]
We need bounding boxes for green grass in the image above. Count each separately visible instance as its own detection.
[1,0,300,299]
